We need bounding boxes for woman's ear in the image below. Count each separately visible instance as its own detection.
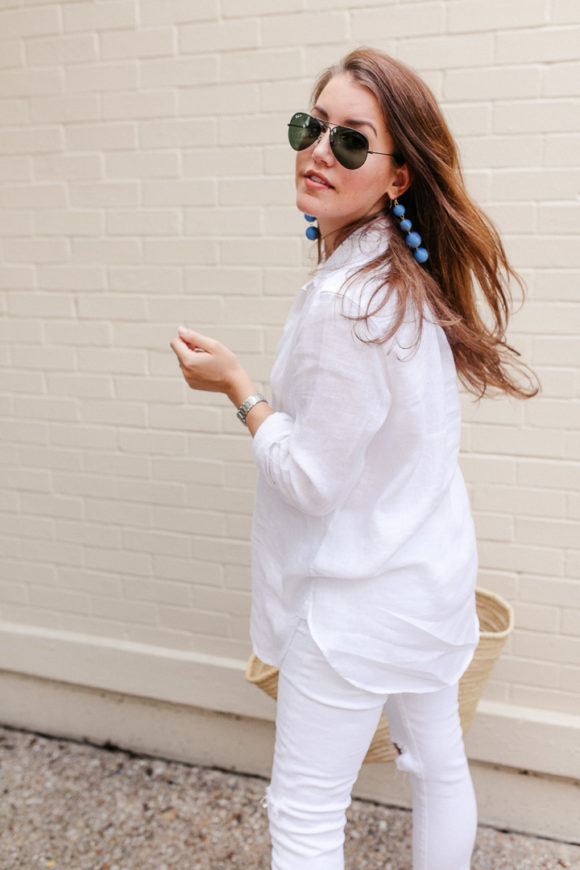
[386,163,411,200]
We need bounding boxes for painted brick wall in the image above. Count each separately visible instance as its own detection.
[1,0,579,716]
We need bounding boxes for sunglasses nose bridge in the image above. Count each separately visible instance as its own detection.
[311,121,336,162]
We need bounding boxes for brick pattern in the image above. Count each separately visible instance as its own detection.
[1,2,578,713]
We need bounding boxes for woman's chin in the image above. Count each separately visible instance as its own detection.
[296,192,316,216]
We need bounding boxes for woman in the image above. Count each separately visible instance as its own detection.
[171,48,537,870]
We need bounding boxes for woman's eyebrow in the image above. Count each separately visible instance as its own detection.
[346,117,377,137]
[312,104,378,137]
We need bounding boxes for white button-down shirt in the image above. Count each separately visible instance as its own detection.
[251,222,479,693]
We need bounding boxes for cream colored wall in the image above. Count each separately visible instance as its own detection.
[1,0,579,837]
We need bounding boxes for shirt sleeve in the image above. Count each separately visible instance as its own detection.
[252,288,392,516]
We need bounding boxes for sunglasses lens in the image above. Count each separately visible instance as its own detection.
[331,127,368,169]
[288,112,322,151]
[287,113,370,169]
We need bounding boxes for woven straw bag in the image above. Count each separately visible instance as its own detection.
[245,586,514,764]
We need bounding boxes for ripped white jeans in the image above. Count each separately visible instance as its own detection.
[263,618,477,870]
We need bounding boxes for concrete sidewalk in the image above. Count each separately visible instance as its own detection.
[1,724,578,869]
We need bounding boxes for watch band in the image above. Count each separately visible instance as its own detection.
[236,393,267,425]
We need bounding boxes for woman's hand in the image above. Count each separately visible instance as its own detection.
[170,326,248,400]
[170,325,274,435]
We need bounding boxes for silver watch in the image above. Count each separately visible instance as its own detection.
[236,393,267,425]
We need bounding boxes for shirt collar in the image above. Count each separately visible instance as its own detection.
[318,217,390,275]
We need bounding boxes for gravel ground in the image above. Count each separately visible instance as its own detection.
[1,725,578,870]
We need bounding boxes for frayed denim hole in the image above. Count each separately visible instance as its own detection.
[261,784,281,820]
[394,744,422,777]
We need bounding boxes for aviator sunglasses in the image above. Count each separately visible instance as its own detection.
[288,111,402,171]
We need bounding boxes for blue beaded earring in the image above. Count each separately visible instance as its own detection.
[392,200,428,264]
[304,213,319,240]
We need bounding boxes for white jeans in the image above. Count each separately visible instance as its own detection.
[264,618,477,870]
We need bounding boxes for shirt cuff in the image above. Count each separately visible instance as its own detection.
[252,410,292,476]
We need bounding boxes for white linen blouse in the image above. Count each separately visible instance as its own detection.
[250,221,479,694]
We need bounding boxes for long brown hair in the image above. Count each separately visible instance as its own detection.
[312,48,538,399]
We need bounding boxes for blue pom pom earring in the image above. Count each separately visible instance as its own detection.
[304,213,319,240]
[392,200,428,264]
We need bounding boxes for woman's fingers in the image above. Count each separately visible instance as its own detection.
[170,338,213,390]
[169,334,193,363]
[170,326,212,364]
[170,326,243,395]
[177,325,214,352]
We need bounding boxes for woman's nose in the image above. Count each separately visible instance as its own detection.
[312,127,333,163]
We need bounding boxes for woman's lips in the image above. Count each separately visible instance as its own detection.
[304,172,334,190]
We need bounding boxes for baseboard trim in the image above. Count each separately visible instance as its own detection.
[1,620,578,784]
[0,669,578,844]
